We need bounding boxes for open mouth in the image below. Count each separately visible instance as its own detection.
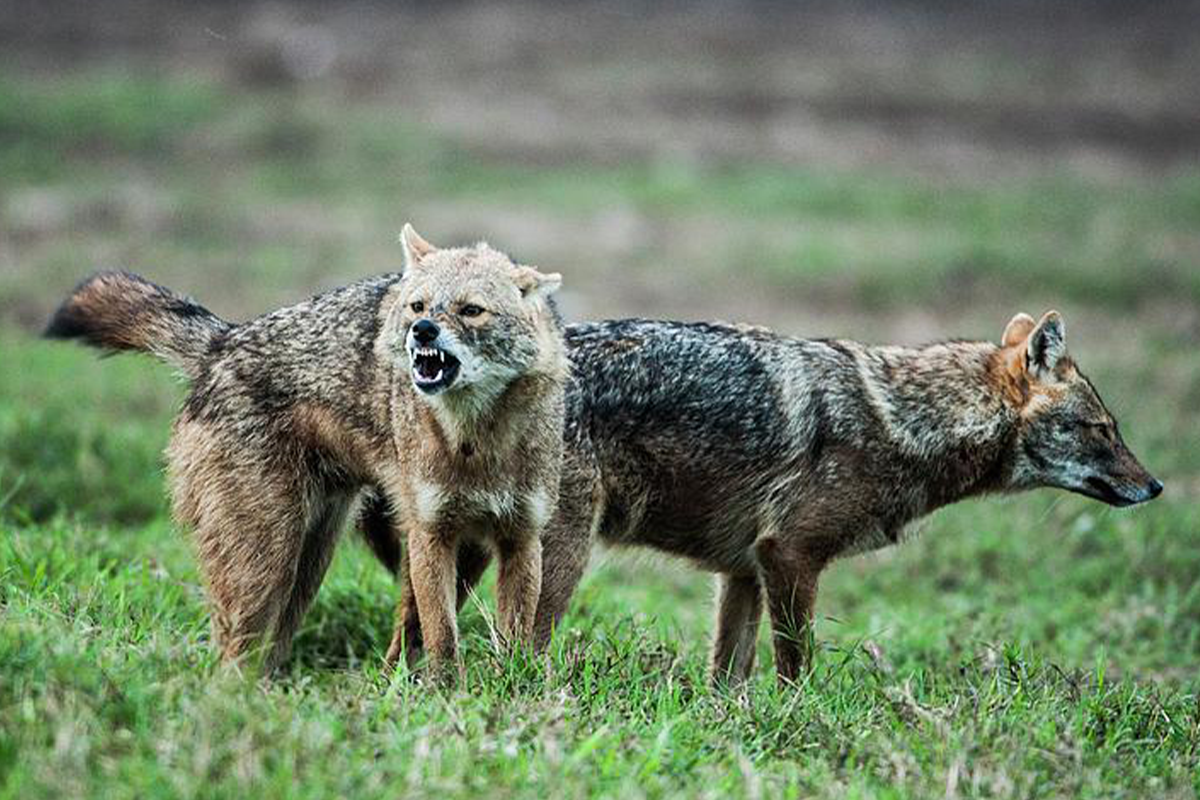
[409,346,461,393]
[1078,476,1136,508]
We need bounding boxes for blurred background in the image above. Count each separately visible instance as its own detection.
[3,1,1199,327]
[2,0,1199,673]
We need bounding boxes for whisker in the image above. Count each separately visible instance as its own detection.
[1034,494,1068,527]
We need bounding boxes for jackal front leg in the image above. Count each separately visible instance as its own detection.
[403,525,461,680]
[387,538,493,669]
[711,572,763,686]
[495,532,543,649]
[755,535,824,684]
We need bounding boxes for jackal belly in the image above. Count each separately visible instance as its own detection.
[590,473,768,575]
[585,445,926,575]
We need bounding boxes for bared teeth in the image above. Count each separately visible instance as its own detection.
[411,366,445,383]
[408,344,457,388]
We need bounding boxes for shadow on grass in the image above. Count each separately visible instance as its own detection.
[284,576,493,674]
[286,582,395,673]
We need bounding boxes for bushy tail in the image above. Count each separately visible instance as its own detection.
[44,271,230,380]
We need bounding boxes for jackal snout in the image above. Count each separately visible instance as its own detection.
[406,318,463,394]
[1079,437,1163,507]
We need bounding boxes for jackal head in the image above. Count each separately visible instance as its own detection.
[391,224,564,407]
[1000,311,1162,507]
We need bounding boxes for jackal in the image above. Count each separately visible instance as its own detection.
[370,310,1161,684]
[45,225,567,675]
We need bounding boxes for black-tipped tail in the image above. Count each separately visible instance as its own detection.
[45,271,229,379]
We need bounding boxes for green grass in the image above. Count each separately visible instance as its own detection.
[1,326,1198,798]
[2,66,1200,798]
[3,494,1198,798]
[0,75,223,182]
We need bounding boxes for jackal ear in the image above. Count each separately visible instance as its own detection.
[1001,312,1036,347]
[1026,311,1067,377]
[399,223,437,272]
[513,267,562,299]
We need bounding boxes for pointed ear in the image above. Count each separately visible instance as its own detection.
[513,266,562,299]
[1001,312,1036,347]
[1026,310,1067,377]
[399,223,436,272]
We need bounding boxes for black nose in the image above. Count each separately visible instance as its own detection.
[411,319,439,345]
[1147,478,1164,499]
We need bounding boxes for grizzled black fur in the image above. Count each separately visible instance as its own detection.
[375,313,1161,685]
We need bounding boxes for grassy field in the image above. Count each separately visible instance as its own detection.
[3,10,1200,796]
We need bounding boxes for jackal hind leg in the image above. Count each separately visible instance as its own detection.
[711,572,763,686]
[755,535,824,684]
[387,538,492,668]
[358,489,402,575]
[183,471,308,675]
[531,518,593,651]
[531,480,594,651]
[269,490,356,670]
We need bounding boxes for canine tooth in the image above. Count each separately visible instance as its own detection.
[439,351,445,363]
[433,369,443,382]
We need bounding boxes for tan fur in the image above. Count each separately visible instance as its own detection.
[378,230,567,677]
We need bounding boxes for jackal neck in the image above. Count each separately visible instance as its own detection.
[397,370,560,460]
[854,339,1021,506]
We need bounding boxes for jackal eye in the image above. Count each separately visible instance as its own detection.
[460,304,485,318]
[410,301,425,314]
[1073,420,1114,440]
